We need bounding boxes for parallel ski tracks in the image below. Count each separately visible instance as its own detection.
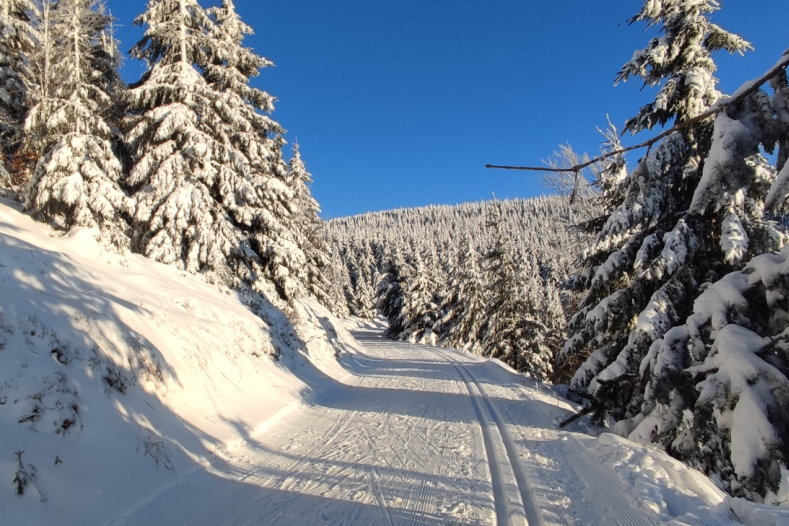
[435,348,546,526]
[115,328,656,526]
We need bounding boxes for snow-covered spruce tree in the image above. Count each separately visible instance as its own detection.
[434,235,487,351]
[352,266,376,320]
[24,0,130,247]
[126,0,247,284]
[379,245,412,336]
[343,257,362,315]
[615,0,751,135]
[325,243,350,318]
[558,0,789,500]
[0,0,36,190]
[561,0,761,406]
[622,66,789,499]
[126,0,304,306]
[480,211,552,380]
[540,270,567,362]
[287,144,333,306]
[393,245,442,344]
[202,0,309,303]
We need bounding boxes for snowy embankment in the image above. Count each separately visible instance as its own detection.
[0,197,361,524]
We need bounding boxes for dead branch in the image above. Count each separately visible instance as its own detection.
[486,53,789,174]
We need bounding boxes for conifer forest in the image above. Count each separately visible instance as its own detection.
[3,0,789,523]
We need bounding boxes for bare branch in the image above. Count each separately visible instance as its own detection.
[486,53,789,174]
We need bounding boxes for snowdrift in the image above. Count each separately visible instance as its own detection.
[0,198,359,524]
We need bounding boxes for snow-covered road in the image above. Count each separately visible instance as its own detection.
[112,326,661,526]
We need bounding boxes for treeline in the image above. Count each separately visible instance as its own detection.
[324,195,592,381]
[0,0,330,313]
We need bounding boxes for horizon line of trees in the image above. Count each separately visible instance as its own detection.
[0,0,331,314]
[324,194,592,381]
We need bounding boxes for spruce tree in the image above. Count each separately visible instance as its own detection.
[0,0,36,190]
[25,0,130,246]
[395,245,441,343]
[203,0,309,302]
[352,266,376,320]
[125,0,238,280]
[615,0,752,134]
[325,243,350,318]
[379,245,411,336]
[126,0,306,307]
[558,0,789,499]
[435,235,486,351]
[480,212,552,380]
[561,0,766,408]
[287,144,332,306]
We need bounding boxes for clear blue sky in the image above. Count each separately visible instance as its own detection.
[109,1,788,218]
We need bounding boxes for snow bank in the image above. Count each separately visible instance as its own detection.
[0,198,356,524]
[589,433,789,526]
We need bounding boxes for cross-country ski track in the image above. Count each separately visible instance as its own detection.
[108,324,668,526]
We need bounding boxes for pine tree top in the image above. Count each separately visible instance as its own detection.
[616,0,752,133]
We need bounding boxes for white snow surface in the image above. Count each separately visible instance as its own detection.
[1,198,788,525]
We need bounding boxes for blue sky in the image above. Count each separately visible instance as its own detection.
[110,1,788,218]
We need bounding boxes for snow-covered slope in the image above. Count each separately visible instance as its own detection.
[0,197,358,524]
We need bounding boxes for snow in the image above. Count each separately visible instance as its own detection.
[720,212,749,265]
[2,197,789,524]
[766,159,789,211]
[0,197,357,524]
[694,325,780,479]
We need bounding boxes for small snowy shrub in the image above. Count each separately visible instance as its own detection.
[12,450,45,501]
[143,436,173,471]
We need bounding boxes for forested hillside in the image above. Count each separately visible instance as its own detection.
[324,195,594,380]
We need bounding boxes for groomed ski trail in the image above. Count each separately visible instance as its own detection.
[110,325,659,526]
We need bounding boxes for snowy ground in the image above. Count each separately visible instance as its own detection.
[105,327,789,526]
[2,197,789,526]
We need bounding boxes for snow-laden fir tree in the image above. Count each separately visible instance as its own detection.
[126,0,306,307]
[352,266,376,321]
[287,143,332,306]
[622,69,789,499]
[378,245,412,336]
[479,211,552,380]
[392,245,441,344]
[539,270,566,361]
[561,0,760,405]
[434,235,486,351]
[25,0,130,246]
[125,0,250,283]
[559,0,789,499]
[202,0,309,303]
[615,0,752,135]
[324,243,350,318]
[0,0,36,190]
